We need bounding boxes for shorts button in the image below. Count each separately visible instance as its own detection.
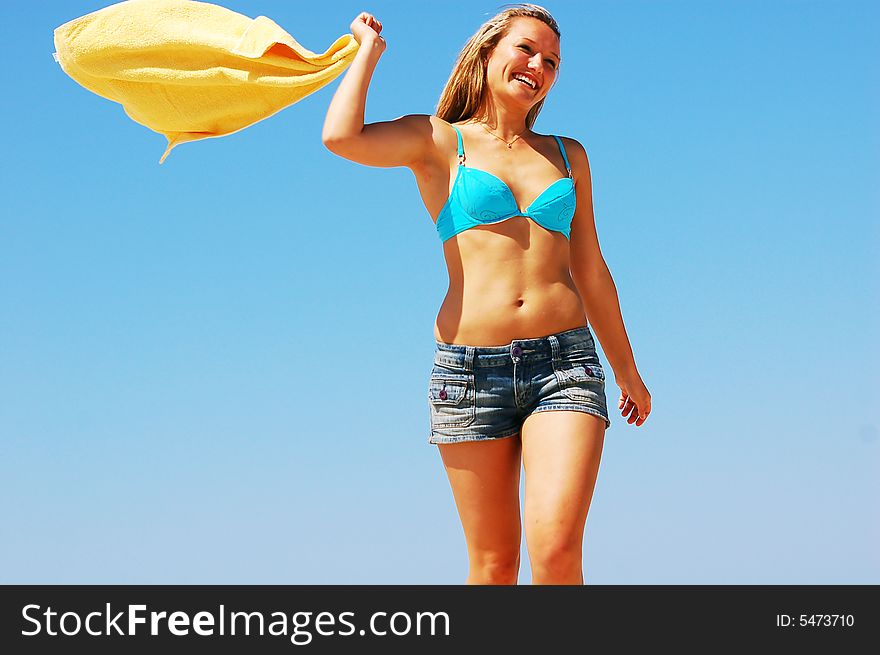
[439,389,448,400]
[511,345,522,356]
[585,366,593,375]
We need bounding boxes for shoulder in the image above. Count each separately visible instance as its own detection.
[555,135,591,185]
[373,114,456,169]
[382,113,448,139]
[388,113,435,134]
[428,114,463,142]
[411,115,462,168]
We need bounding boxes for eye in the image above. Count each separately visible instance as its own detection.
[518,44,557,70]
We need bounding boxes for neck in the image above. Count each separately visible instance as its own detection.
[473,101,529,140]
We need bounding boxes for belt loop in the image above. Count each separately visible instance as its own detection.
[548,334,561,361]
[465,346,475,372]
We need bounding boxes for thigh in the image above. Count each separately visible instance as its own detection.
[437,435,523,557]
[521,411,605,551]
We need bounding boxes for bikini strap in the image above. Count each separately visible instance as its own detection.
[552,135,572,178]
[453,125,465,165]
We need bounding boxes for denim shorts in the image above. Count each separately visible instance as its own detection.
[427,325,612,444]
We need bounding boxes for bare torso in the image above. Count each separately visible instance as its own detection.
[410,117,588,347]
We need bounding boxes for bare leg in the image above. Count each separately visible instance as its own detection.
[437,434,523,584]
[521,411,605,584]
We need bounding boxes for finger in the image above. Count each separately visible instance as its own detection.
[621,398,635,415]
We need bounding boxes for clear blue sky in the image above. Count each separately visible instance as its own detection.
[1,0,877,584]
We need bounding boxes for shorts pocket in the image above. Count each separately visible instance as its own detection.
[552,351,606,402]
[428,372,476,428]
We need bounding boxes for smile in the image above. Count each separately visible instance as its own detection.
[512,73,538,90]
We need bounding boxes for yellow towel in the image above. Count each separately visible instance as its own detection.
[53,0,358,164]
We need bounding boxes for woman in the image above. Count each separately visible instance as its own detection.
[322,4,651,585]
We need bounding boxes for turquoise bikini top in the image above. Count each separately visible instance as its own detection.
[434,125,577,243]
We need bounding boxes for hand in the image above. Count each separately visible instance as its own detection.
[350,12,385,48]
[615,370,651,427]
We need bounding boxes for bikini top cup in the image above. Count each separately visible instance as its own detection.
[434,125,577,243]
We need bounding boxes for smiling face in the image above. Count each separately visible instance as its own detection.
[484,16,561,110]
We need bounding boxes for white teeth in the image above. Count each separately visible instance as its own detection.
[513,74,536,89]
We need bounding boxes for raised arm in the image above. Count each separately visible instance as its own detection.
[322,13,432,168]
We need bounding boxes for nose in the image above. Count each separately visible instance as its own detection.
[527,53,545,74]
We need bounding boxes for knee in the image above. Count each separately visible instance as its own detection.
[468,551,520,585]
[530,542,582,580]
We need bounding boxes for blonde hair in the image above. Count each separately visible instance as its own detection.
[435,4,561,129]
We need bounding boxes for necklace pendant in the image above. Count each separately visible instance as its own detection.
[507,143,512,149]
